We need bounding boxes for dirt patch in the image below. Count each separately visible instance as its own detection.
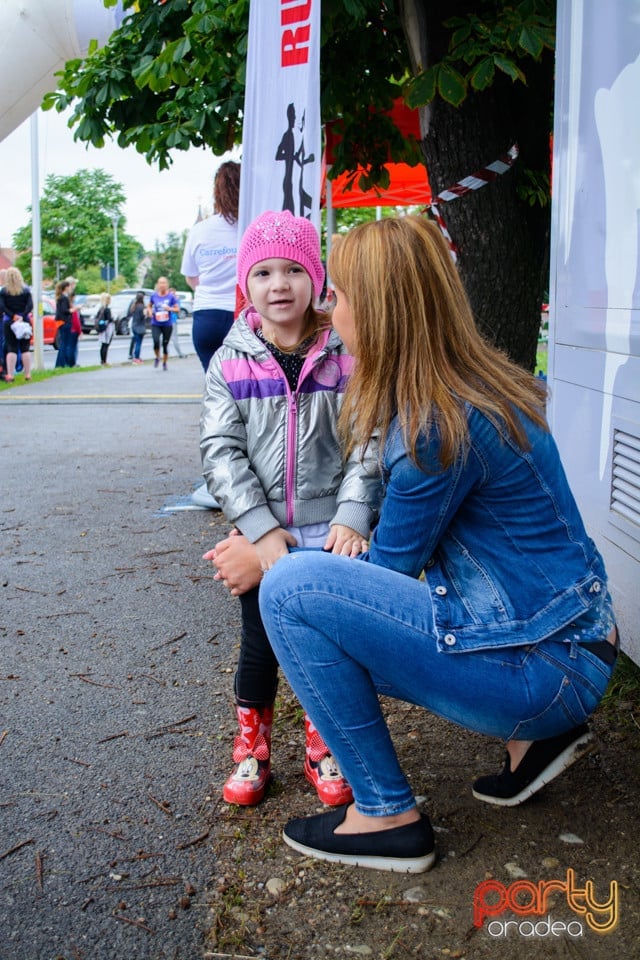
[202,672,640,960]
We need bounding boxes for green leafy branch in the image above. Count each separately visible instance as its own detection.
[43,0,249,168]
[406,0,554,108]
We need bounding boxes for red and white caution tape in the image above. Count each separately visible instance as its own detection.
[428,203,459,260]
[425,144,519,260]
[434,144,519,202]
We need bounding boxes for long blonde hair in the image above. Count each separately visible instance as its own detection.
[328,216,548,467]
[4,267,26,297]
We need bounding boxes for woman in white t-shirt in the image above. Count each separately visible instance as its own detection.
[181,161,240,371]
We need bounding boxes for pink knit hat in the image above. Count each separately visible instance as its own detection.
[237,210,325,299]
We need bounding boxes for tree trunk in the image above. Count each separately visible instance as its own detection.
[399,0,553,371]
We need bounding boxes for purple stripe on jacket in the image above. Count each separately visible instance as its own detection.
[227,378,287,401]
[221,352,354,401]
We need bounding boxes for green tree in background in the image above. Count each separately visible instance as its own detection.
[46,0,554,370]
[12,169,144,288]
[143,231,189,289]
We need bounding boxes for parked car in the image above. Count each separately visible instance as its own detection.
[79,294,103,333]
[39,297,63,348]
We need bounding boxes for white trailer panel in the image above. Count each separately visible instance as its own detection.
[549,0,640,662]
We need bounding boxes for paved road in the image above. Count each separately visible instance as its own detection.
[0,358,240,959]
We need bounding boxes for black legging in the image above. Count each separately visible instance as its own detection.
[151,323,172,355]
[236,587,279,708]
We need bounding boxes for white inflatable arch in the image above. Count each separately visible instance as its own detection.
[1,0,124,142]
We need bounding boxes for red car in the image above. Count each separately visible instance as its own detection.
[40,297,63,347]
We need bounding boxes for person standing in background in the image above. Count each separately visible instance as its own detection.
[129,292,147,364]
[0,268,7,379]
[181,161,240,373]
[96,292,115,366]
[148,276,179,370]
[0,266,33,382]
[169,287,185,357]
[54,279,73,368]
[69,293,82,366]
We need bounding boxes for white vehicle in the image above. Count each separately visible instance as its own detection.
[549,0,640,664]
[175,290,194,317]
[79,294,103,331]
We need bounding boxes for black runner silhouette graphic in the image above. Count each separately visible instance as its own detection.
[275,102,315,218]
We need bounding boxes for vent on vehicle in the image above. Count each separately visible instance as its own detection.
[610,426,640,542]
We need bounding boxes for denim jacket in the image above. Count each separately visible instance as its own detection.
[362,405,611,653]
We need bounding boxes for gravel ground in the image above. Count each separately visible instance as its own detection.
[1,364,639,960]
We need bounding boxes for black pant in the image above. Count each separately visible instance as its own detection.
[151,323,172,355]
[236,587,279,708]
[100,342,109,364]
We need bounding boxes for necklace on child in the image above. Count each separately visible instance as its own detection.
[259,324,318,356]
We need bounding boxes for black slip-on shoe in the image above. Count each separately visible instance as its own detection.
[472,724,595,807]
[282,803,436,873]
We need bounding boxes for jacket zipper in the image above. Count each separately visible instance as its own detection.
[286,392,297,526]
[284,346,326,527]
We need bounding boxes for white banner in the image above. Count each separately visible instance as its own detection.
[239,0,321,236]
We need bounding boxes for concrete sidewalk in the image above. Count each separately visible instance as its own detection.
[0,354,204,405]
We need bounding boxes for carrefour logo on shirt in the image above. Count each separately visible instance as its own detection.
[200,246,237,257]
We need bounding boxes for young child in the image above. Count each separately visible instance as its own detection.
[201,210,381,806]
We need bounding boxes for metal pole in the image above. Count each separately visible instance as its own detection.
[30,112,44,372]
[325,174,334,286]
[112,216,120,281]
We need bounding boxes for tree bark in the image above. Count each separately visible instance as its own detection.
[399,0,553,370]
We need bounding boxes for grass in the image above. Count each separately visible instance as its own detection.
[0,364,103,391]
[601,650,640,716]
[536,340,548,377]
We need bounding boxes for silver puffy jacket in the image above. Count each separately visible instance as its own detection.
[200,309,381,543]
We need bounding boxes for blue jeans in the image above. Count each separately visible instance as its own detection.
[55,323,73,367]
[259,552,615,817]
[192,308,234,372]
[69,331,79,366]
[132,331,145,359]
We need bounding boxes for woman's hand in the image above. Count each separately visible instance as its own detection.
[324,524,369,557]
[204,535,264,595]
[203,527,297,595]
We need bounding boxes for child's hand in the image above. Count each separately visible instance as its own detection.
[255,528,297,572]
[324,524,368,557]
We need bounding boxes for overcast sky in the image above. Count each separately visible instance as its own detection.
[0,108,239,252]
